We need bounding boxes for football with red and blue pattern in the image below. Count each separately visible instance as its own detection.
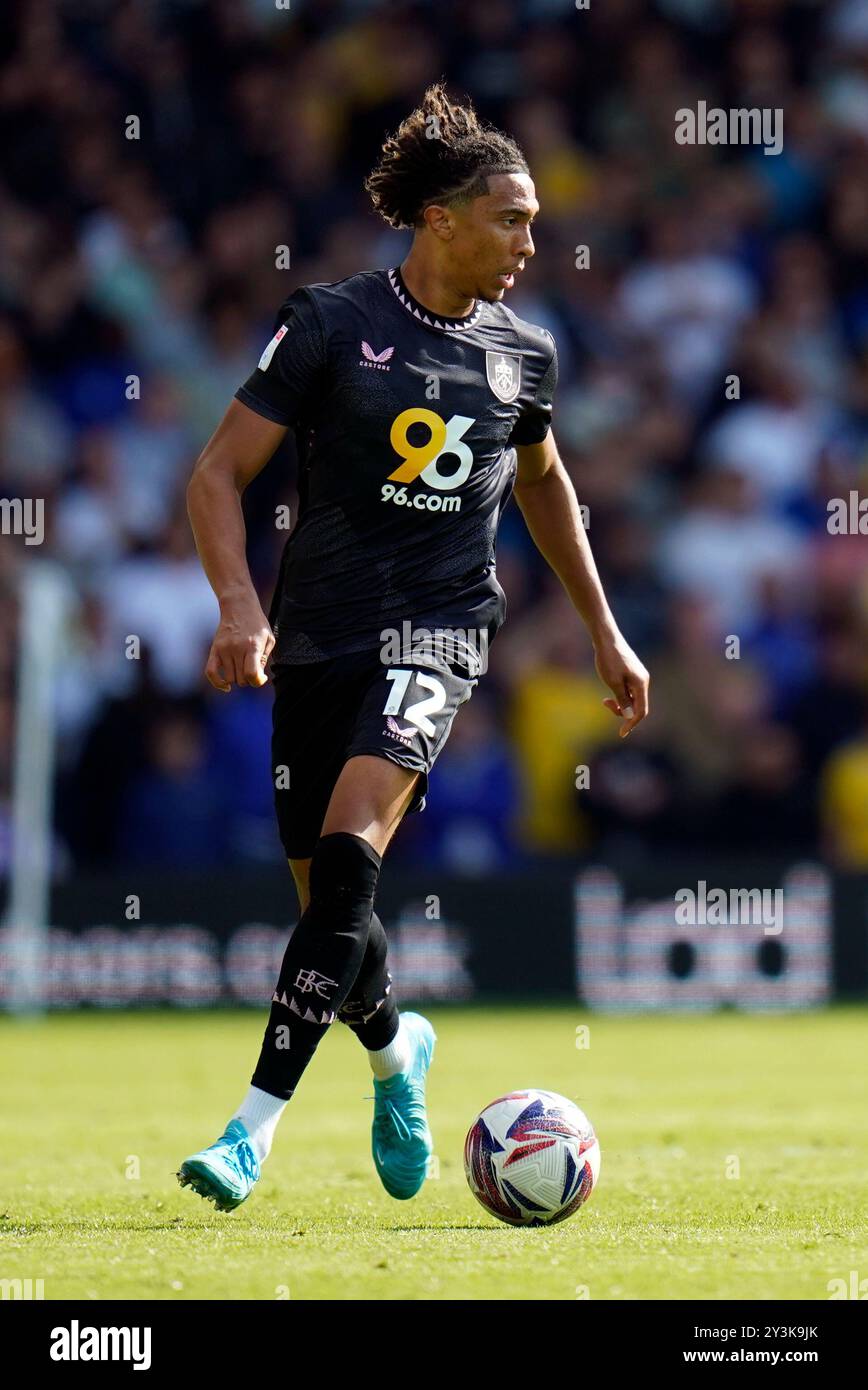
[464,1089,600,1226]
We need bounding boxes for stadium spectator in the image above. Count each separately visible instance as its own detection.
[820,704,868,869]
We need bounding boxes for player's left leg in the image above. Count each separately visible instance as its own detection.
[291,857,405,1077]
[318,757,436,1200]
[324,651,481,1196]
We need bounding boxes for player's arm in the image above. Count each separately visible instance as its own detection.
[512,430,649,736]
[187,399,288,692]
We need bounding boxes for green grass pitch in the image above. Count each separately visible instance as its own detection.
[1,1006,866,1300]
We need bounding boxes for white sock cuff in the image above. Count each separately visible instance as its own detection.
[233,1085,287,1163]
[368,1015,412,1079]
[235,1085,286,1129]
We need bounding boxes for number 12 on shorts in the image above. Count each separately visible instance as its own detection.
[383,669,446,737]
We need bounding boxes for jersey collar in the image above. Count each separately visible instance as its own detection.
[387,266,483,333]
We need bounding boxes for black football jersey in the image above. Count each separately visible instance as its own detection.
[235,265,558,665]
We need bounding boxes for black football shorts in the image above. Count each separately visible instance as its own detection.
[270,646,478,859]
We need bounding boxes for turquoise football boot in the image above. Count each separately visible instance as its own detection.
[177,1118,260,1211]
[371,1012,436,1200]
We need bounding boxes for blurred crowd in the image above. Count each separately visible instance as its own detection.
[2,0,868,878]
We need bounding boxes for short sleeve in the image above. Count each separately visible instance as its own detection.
[235,288,327,426]
[508,334,558,446]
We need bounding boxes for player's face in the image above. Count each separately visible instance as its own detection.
[454,172,539,302]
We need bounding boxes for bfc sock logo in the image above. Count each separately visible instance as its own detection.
[272,967,339,1023]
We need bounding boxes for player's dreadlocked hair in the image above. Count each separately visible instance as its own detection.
[365,81,529,231]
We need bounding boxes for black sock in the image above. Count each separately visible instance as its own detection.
[337,911,400,1052]
[251,832,381,1100]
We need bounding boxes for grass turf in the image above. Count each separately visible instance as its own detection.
[1,1006,866,1300]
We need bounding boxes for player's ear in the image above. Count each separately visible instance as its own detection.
[422,203,454,240]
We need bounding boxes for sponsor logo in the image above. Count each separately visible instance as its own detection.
[384,715,415,746]
[258,323,288,372]
[360,340,394,370]
[381,407,476,511]
[381,484,461,512]
[486,350,522,403]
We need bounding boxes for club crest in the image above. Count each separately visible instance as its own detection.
[486,351,522,403]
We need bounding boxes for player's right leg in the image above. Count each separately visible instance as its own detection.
[176,820,387,1211]
[177,658,359,1211]
[177,656,418,1210]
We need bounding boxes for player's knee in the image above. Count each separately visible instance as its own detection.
[308,831,381,915]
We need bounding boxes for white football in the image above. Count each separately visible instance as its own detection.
[464,1088,600,1226]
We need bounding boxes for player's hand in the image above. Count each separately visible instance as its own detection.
[593,630,650,738]
[205,593,275,692]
